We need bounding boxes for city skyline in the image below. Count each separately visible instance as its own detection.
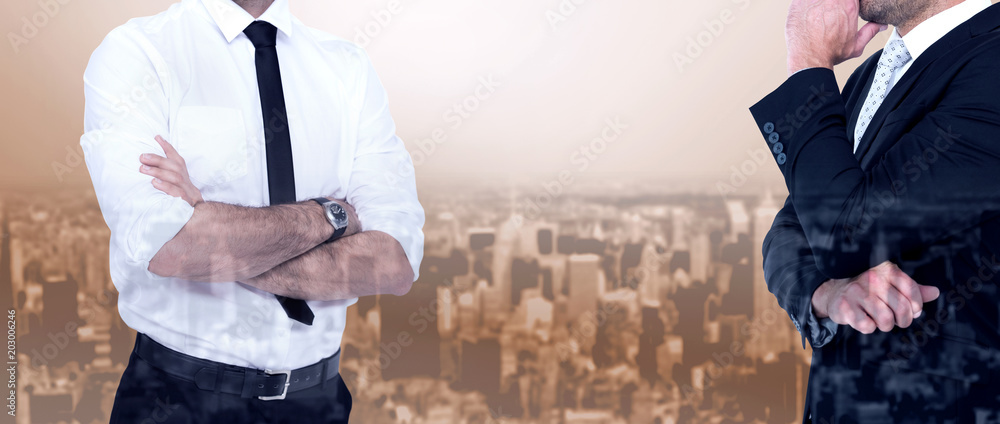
[1,184,811,423]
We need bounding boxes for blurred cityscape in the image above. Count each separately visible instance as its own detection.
[1,179,811,424]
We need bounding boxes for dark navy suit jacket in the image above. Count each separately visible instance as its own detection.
[750,4,1000,423]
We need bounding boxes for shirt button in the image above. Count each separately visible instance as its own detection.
[776,153,787,165]
[768,132,780,144]
[763,122,775,133]
[772,142,784,154]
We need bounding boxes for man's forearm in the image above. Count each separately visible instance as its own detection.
[242,230,414,301]
[148,200,333,282]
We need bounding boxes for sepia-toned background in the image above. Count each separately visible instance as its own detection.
[4,0,973,423]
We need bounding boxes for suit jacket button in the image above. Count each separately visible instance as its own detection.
[777,153,787,165]
[763,122,775,133]
[772,142,783,154]
[768,132,780,144]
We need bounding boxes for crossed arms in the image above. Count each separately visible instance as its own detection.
[148,199,414,301]
[81,27,424,302]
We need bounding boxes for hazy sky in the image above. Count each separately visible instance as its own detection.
[2,0,936,191]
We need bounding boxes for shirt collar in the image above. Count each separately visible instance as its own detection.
[201,0,293,43]
[889,0,991,61]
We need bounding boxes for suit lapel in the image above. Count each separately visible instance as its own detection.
[854,63,928,165]
[857,3,1000,167]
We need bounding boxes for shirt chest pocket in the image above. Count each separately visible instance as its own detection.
[172,106,249,187]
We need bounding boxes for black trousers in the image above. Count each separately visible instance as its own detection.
[109,339,352,423]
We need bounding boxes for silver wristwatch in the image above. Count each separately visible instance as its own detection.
[311,198,348,243]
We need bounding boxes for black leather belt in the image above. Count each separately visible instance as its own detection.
[133,332,340,401]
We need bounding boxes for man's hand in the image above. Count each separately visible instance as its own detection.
[812,261,941,334]
[140,135,203,207]
[786,0,889,75]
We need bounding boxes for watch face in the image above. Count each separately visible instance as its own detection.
[329,204,348,228]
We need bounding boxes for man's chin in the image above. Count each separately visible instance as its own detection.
[858,1,889,25]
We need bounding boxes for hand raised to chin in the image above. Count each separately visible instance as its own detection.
[785,0,889,75]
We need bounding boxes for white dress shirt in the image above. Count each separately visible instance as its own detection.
[81,0,424,370]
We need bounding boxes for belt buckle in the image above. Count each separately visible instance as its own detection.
[258,369,291,401]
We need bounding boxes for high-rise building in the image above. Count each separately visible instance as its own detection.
[11,238,24,295]
[538,254,566,300]
[537,228,554,255]
[1,200,11,309]
[458,337,501,395]
[671,207,692,250]
[519,288,553,340]
[39,275,85,368]
[467,228,496,252]
[493,220,523,315]
[566,254,602,320]
[620,242,644,285]
[670,250,691,275]
[511,258,540,306]
[725,200,750,242]
[380,266,443,380]
[518,221,557,257]
[757,352,799,423]
[690,232,711,282]
[722,263,754,317]
[457,283,482,339]
[637,243,664,306]
[751,191,795,360]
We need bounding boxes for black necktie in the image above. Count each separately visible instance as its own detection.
[244,21,314,326]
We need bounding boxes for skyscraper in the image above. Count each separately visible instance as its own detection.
[725,200,750,242]
[380,264,443,380]
[458,337,501,395]
[1,199,11,309]
[690,232,711,282]
[538,227,555,256]
[566,254,602,320]
[671,206,691,249]
[750,191,795,360]
[493,220,522,314]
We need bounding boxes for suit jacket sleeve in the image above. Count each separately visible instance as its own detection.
[749,61,1000,280]
[764,196,840,348]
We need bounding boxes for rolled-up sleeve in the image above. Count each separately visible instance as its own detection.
[345,49,425,281]
[81,26,194,274]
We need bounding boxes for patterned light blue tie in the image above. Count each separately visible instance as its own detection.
[854,38,912,152]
